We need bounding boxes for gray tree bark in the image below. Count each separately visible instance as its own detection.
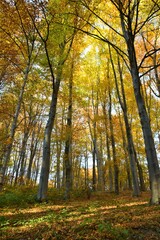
[108,88,119,195]
[37,76,61,201]
[119,5,160,203]
[64,61,74,200]
[109,45,140,196]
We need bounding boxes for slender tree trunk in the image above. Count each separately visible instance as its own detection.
[108,89,119,194]
[121,17,160,203]
[56,141,62,190]
[119,66,140,196]
[10,143,19,186]
[64,63,73,200]
[84,149,89,188]
[94,80,105,191]
[0,67,29,189]
[102,103,113,192]
[123,111,140,196]
[77,157,82,188]
[95,134,104,191]
[19,130,30,182]
[37,82,60,201]
[88,106,97,191]
[136,160,146,192]
[106,133,113,192]
[14,158,21,186]
[27,131,38,181]
[109,45,140,196]
[62,158,66,188]
[34,156,40,185]
[54,107,65,189]
[89,85,101,191]
[133,146,146,192]
[92,140,97,191]
[120,119,132,190]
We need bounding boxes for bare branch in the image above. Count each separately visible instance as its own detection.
[135,2,160,35]
[81,0,124,38]
[139,63,160,78]
[138,48,160,69]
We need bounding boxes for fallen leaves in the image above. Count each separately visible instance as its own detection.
[0,191,160,240]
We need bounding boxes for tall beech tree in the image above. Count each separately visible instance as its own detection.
[63,57,74,200]
[27,0,77,201]
[73,0,160,204]
[113,0,160,204]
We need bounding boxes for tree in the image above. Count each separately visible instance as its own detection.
[72,0,160,204]
[109,45,140,196]
[27,0,77,201]
[63,56,74,200]
[0,0,39,188]
[114,0,160,204]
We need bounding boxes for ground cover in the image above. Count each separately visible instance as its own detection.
[0,189,160,240]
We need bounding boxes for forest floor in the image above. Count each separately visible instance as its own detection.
[0,189,160,240]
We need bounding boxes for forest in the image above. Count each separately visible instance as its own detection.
[0,0,160,238]
[0,0,160,201]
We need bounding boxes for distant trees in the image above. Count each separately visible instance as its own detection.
[0,0,39,188]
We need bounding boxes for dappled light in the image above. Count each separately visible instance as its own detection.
[1,191,160,239]
[0,0,160,239]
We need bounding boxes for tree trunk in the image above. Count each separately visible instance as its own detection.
[84,150,89,188]
[88,105,97,191]
[0,67,29,188]
[55,109,65,189]
[122,20,160,203]
[92,140,97,191]
[108,89,119,195]
[123,110,140,196]
[119,114,132,190]
[102,103,113,192]
[130,53,159,203]
[27,130,38,181]
[37,82,60,201]
[34,156,40,185]
[37,26,74,201]
[63,61,74,200]
[106,133,113,192]
[109,45,140,196]
[14,158,21,186]
[136,159,146,192]
[19,130,30,182]
[56,141,62,190]
[97,132,105,191]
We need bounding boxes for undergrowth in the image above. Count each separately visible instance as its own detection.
[0,187,160,240]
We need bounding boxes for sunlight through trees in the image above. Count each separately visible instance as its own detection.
[0,0,160,204]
